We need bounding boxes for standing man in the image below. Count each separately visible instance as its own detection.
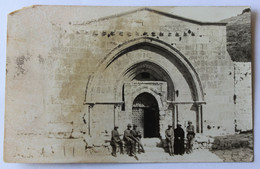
[186,121,195,153]
[123,124,135,156]
[131,124,145,154]
[110,126,123,157]
[174,124,185,155]
[165,124,174,156]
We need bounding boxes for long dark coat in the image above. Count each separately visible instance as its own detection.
[174,126,185,155]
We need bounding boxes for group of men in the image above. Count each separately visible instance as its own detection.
[110,121,195,157]
[165,121,195,156]
[110,124,145,157]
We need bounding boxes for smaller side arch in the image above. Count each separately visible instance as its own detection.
[130,88,164,110]
[124,85,168,138]
[124,83,168,114]
[132,92,160,138]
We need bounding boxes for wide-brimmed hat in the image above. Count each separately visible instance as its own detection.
[168,125,172,127]
[127,124,132,127]
[188,121,192,124]
[133,124,137,127]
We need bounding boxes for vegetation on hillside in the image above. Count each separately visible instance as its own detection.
[221,8,251,62]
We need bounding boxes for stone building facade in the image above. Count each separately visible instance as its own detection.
[77,8,245,137]
[4,6,252,162]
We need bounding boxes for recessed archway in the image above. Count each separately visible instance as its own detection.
[85,37,204,103]
[84,37,206,135]
[122,60,175,101]
[132,92,160,138]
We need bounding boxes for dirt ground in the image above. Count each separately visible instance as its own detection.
[210,132,254,162]
[85,147,223,163]
[211,148,253,162]
[83,133,253,163]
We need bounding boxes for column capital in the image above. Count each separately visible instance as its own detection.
[114,104,121,109]
[88,104,94,108]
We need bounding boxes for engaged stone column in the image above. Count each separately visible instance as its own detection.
[114,104,121,127]
[196,104,203,133]
[200,104,203,133]
[173,104,178,128]
[88,104,94,136]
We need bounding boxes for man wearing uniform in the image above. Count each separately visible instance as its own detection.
[186,120,195,153]
[123,124,135,156]
[131,124,145,154]
[110,126,123,157]
[165,124,174,156]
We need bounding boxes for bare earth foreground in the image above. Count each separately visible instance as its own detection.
[85,147,223,163]
[83,133,253,163]
[210,133,254,162]
[211,148,253,162]
[8,133,253,163]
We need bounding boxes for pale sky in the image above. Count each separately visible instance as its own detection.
[78,6,248,22]
[164,6,248,22]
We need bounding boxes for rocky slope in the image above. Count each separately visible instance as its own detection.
[221,8,251,62]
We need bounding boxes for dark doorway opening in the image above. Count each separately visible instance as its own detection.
[132,92,160,138]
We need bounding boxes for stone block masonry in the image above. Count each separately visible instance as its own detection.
[4,6,252,163]
[234,62,252,132]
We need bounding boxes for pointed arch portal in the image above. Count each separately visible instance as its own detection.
[84,37,206,136]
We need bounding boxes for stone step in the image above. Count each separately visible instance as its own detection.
[142,138,161,147]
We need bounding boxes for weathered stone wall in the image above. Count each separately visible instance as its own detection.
[5,6,251,162]
[234,62,252,131]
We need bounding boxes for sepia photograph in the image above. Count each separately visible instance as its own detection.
[4,6,253,163]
